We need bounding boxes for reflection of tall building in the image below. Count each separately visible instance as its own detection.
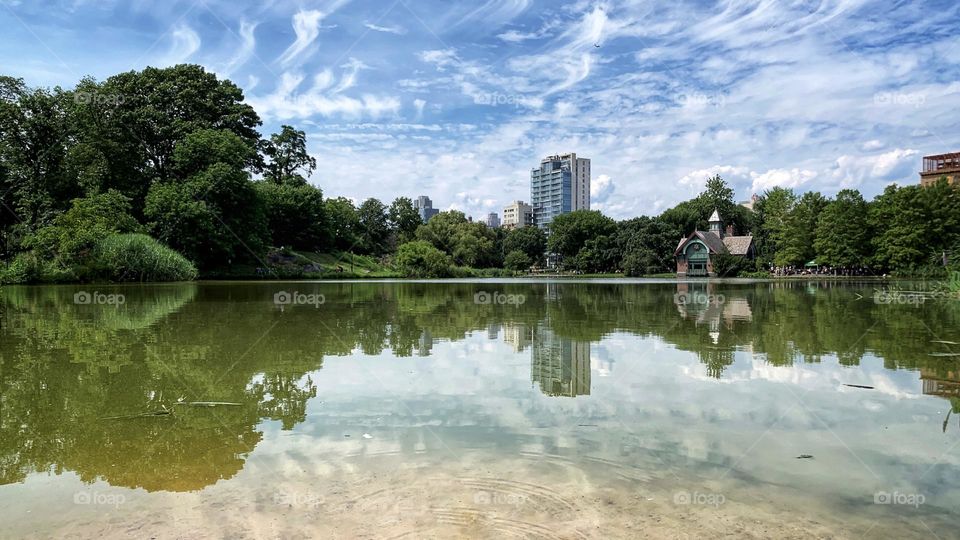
[531,324,591,397]
[417,329,434,357]
[591,347,615,377]
[503,322,534,352]
[487,323,501,340]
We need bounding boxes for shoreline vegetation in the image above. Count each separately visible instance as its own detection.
[1,65,958,286]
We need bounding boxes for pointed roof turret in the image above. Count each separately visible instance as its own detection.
[708,209,721,223]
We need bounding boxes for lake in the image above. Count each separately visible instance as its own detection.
[1,279,958,539]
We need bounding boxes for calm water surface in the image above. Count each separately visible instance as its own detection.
[1,280,958,539]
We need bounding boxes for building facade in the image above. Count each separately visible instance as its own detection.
[530,153,590,230]
[920,152,960,187]
[502,200,534,229]
[413,195,439,222]
[485,212,500,228]
[674,210,755,277]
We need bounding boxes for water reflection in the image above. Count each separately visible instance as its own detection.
[0,280,958,495]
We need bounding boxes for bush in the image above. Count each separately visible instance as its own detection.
[504,250,532,272]
[395,241,452,278]
[90,234,198,282]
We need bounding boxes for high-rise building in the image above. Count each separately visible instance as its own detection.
[530,153,590,230]
[413,195,439,222]
[485,212,500,228]
[502,200,534,229]
[530,324,591,397]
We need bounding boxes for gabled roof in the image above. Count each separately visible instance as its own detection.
[675,230,727,255]
[722,235,754,256]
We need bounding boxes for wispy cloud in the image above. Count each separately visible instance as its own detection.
[220,20,258,76]
[363,22,406,35]
[278,9,331,67]
[159,24,200,66]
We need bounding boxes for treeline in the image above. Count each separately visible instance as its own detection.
[2,65,957,282]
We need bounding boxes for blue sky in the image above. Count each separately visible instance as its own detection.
[2,0,959,219]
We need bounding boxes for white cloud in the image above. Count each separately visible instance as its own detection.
[249,70,400,121]
[830,148,919,188]
[220,20,257,76]
[278,9,329,66]
[749,168,818,193]
[363,22,406,35]
[591,174,614,203]
[160,24,200,66]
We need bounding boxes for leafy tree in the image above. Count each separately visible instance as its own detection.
[324,197,362,251]
[753,187,796,266]
[547,210,617,259]
[814,189,869,267]
[869,181,960,271]
[503,226,547,266]
[395,240,452,278]
[778,191,827,266]
[503,250,532,272]
[260,125,316,185]
[29,189,141,263]
[570,235,619,273]
[255,181,326,251]
[388,197,421,245]
[617,216,679,276]
[416,210,469,252]
[357,198,390,255]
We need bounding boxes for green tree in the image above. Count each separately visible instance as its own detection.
[616,216,679,276]
[260,125,316,185]
[324,197,362,251]
[395,240,452,278]
[357,198,390,255]
[255,181,326,251]
[753,187,796,266]
[503,226,547,266]
[814,189,869,267]
[29,189,141,263]
[778,191,827,266]
[388,197,421,245]
[503,250,532,272]
[547,210,616,259]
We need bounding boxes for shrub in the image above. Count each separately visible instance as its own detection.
[90,233,198,282]
[395,241,452,278]
[504,250,532,272]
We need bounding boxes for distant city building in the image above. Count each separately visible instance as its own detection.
[530,153,590,230]
[739,194,759,211]
[485,212,500,228]
[413,195,439,222]
[502,200,534,229]
[920,152,960,187]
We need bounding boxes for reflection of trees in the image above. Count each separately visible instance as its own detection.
[2,280,959,491]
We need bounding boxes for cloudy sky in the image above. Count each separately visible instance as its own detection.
[2,0,958,219]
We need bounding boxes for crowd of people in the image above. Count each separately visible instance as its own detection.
[769,265,878,277]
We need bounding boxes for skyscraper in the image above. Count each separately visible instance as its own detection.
[530,153,590,230]
[485,212,500,228]
[413,195,439,222]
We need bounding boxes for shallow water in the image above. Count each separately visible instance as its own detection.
[1,280,958,539]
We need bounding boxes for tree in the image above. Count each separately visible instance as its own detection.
[324,197,362,252]
[778,191,827,266]
[255,181,326,251]
[616,216,679,276]
[260,125,316,185]
[547,210,617,259]
[503,226,547,266]
[571,235,619,273]
[814,189,869,267]
[395,240,452,278]
[753,187,796,266]
[504,250,532,272]
[29,189,142,263]
[357,198,390,255]
[388,197,421,245]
